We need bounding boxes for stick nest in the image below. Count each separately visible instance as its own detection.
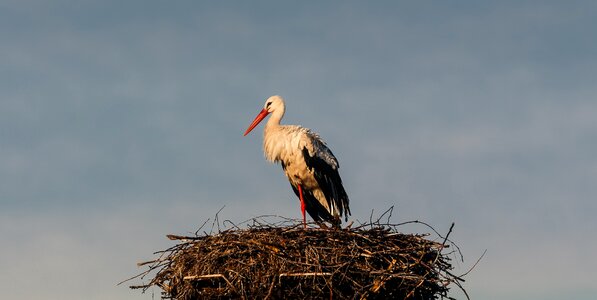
[127,217,466,300]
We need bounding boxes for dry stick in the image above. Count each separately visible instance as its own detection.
[125,215,465,299]
[375,205,394,224]
[433,222,455,267]
[194,217,211,236]
[223,219,242,230]
[393,219,465,263]
[279,272,332,277]
[119,243,178,286]
[461,249,487,277]
[264,278,276,300]
[211,205,226,234]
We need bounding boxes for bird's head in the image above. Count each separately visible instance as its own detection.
[244,95,286,136]
[263,95,285,113]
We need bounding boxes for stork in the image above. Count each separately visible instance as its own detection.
[243,95,350,228]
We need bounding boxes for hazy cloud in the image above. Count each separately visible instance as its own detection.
[1,1,596,299]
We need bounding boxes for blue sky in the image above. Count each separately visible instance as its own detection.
[2,1,596,299]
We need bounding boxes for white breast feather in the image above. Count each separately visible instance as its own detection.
[263,125,338,170]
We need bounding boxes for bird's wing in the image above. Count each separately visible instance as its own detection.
[301,130,339,169]
[300,129,350,221]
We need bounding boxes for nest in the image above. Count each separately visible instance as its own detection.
[126,215,467,300]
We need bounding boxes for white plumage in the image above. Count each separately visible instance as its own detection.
[244,95,350,227]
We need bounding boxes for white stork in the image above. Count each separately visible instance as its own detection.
[243,95,350,228]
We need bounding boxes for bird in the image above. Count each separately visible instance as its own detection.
[243,95,350,228]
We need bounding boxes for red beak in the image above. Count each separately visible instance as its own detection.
[243,108,270,136]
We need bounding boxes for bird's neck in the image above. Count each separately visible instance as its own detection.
[262,107,286,163]
[265,107,285,130]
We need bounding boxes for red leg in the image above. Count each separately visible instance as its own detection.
[297,184,306,228]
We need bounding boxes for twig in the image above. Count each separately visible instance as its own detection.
[124,212,470,299]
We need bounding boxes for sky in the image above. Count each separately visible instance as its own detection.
[1,1,596,299]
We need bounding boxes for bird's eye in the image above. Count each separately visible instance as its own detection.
[266,102,272,108]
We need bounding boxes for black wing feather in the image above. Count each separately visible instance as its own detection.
[301,147,351,222]
[289,184,338,225]
[282,161,338,224]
